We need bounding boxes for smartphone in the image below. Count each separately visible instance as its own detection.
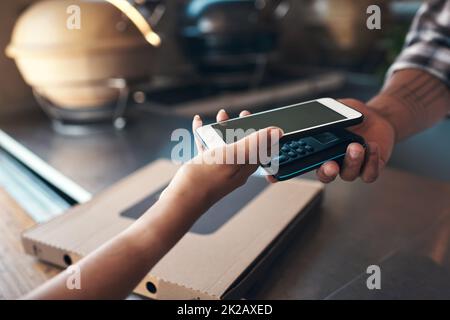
[196,98,363,149]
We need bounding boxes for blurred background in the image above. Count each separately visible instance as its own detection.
[0,0,418,120]
[1,0,448,221]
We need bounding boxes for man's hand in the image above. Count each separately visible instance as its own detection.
[316,99,395,183]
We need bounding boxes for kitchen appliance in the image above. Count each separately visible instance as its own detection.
[178,0,289,87]
[6,0,163,133]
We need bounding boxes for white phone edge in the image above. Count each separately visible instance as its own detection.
[195,98,362,149]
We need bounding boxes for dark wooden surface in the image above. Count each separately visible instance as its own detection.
[0,188,60,299]
[247,168,450,299]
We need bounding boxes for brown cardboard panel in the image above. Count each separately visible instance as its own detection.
[222,191,323,299]
[23,159,323,299]
[22,159,177,266]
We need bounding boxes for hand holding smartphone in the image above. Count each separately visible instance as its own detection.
[195,98,366,180]
[196,98,363,148]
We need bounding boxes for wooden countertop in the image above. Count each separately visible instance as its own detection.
[0,188,60,299]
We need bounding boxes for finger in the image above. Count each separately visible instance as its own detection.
[361,142,380,183]
[216,109,230,122]
[340,143,365,181]
[192,114,205,153]
[159,187,168,200]
[265,175,278,184]
[230,127,283,171]
[239,110,251,117]
[316,161,339,183]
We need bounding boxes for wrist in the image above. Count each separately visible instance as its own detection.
[161,178,213,216]
[120,193,203,266]
[367,94,400,142]
[161,163,227,214]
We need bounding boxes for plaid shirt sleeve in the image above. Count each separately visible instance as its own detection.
[387,0,450,86]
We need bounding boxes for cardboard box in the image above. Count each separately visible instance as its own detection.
[22,159,323,299]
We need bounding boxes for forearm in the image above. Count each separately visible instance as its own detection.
[25,232,154,300]
[368,69,449,141]
[25,190,206,300]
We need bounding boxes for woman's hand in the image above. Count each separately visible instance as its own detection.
[161,111,283,213]
[26,115,281,300]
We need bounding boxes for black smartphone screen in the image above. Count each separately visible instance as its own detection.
[211,101,345,139]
